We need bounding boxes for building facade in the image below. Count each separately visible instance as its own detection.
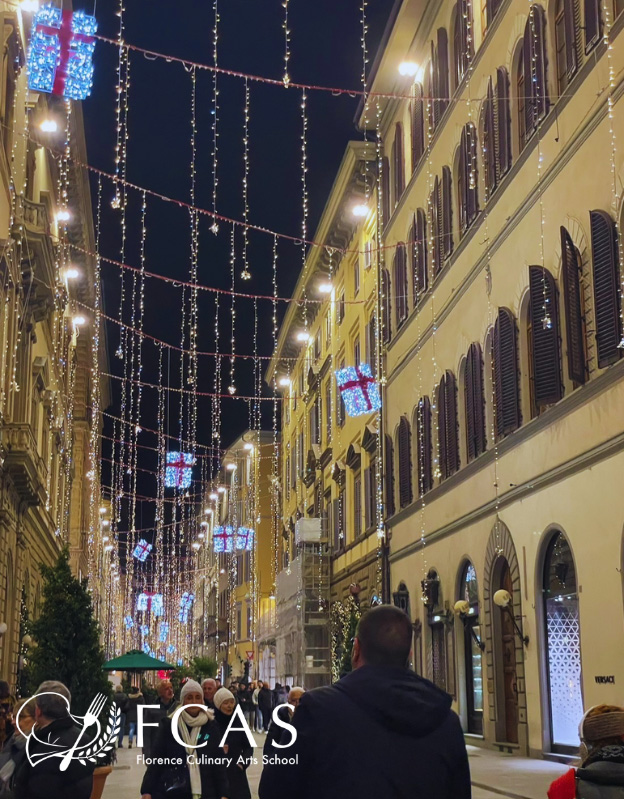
[370,0,624,759]
[0,4,108,687]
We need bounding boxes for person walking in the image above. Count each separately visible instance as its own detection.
[12,681,96,799]
[140,680,228,799]
[0,682,15,751]
[202,679,218,710]
[112,684,129,748]
[237,684,254,731]
[252,683,262,733]
[142,679,179,758]
[257,683,272,733]
[125,685,144,749]
[259,605,471,799]
[213,689,252,799]
[0,698,36,795]
[263,687,304,755]
[548,705,624,799]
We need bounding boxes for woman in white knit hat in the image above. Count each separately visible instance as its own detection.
[140,679,229,799]
[213,688,253,799]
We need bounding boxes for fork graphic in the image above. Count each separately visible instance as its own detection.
[59,693,107,772]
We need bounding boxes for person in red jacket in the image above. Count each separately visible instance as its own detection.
[548,705,624,799]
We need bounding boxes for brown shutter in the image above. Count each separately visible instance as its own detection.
[411,83,425,169]
[382,269,392,343]
[444,371,460,476]
[523,17,534,139]
[437,28,450,118]
[417,397,433,494]
[560,226,587,384]
[494,308,521,436]
[394,123,405,201]
[465,345,475,461]
[485,78,496,198]
[459,127,467,233]
[417,209,428,295]
[431,180,441,276]
[429,41,438,130]
[529,266,563,408]
[364,467,371,529]
[584,0,601,52]
[395,244,408,326]
[564,0,578,78]
[332,498,340,551]
[442,166,453,260]
[398,416,413,508]
[465,343,485,462]
[382,156,390,226]
[466,124,478,227]
[437,379,447,480]
[384,434,395,516]
[590,210,623,367]
[496,67,511,178]
[533,5,548,119]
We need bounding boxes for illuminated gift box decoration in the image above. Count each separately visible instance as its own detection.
[136,592,164,616]
[179,592,194,623]
[159,622,169,642]
[140,624,149,636]
[27,4,97,100]
[165,451,195,489]
[132,539,152,562]
[212,526,254,554]
[167,644,176,655]
[124,616,134,630]
[335,363,381,417]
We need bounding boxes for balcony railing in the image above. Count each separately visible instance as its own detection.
[2,423,47,506]
[13,195,51,234]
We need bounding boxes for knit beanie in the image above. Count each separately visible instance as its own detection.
[180,680,203,702]
[213,688,235,710]
[580,706,624,742]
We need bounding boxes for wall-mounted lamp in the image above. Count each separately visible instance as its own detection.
[493,590,529,646]
[453,600,485,651]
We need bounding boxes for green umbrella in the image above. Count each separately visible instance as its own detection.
[102,649,175,672]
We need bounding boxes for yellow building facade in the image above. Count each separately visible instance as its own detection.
[0,3,109,686]
[369,0,624,759]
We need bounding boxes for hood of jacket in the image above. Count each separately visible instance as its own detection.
[333,665,452,737]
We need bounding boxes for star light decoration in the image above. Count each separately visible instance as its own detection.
[132,539,153,562]
[165,451,196,490]
[27,4,97,100]
[136,592,164,616]
[212,526,254,554]
[335,363,381,417]
[179,592,195,624]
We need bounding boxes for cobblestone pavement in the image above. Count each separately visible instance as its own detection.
[104,737,567,799]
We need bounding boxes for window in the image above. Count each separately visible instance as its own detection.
[338,361,346,427]
[411,83,425,171]
[412,209,428,299]
[393,123,405,206]
[353,473,362,538]
[246,601,252,640]
[437,371,459,480]
[585,0,601,52]
[453,0,474,90]
[483,70,511,200]
[291,439,297,490]
[493,309,521,437]
[459,562,483,735]
[560,227,587,384]
[528,266,563,413]
[354,335,361,367]
[397,416,413,508]
[394,243,409,328]
[298,430,305,476]
[354,258,360,297]
[332,488,345,551]
[384,434,395,516]
[616,0,624,17]
[382,156,391,225]
[431,29,450,130]
[314,329,321,360]
[589,210,622,367]
[364,459,376,529]
[325,380,332,442]
[236,604,242,641]
[431,168,453,275]
[285,445,291,499]
[483,0,503,30]
[364,239,373,270]
[382,269,391,343]
[416,397,433,495]
[555,0,578,95]
[366,315,377,372]
[458,123,479,234]
[310,396,321,445]
[325,311,331,347]
[519,5,548,151]
[337,292,345,325]
[465,343,486,462]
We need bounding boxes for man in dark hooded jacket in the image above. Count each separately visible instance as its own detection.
[259,605,471,799]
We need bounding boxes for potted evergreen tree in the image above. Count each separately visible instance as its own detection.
[27,548,113,799]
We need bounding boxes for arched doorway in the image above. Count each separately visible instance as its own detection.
[543,531,583,753]
[493,557,519,744]
[459,562,483,734]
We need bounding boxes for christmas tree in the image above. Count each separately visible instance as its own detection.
[27,548,111,714]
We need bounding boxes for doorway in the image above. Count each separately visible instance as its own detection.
[460,562,483,735]
[494,557,519,744]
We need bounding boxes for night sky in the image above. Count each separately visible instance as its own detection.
[83,0,394,547]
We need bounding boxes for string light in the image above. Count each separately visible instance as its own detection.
[229,223,237,395]
[211,0,220,232]
[282,0,291,86]
[241,79,251,280]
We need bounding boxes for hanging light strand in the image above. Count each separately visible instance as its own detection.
[241,79,252,280]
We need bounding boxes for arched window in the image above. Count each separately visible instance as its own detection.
[415,396,433,495]
[485,70,512,198]
[384,433,395,516]
[381,156,390,226]
[584,0,601,51]
[483,0,503,30]
[543,531,584,752]
[438,370,460,480]
[431,169,453,275]
[453,0,474,90]
[528,266,563,413]
[555,0,578,95]
[411,83,425,171]
[430,29,450,131]
[411,209,428,299]
[397,416,413,508]
[518,5,548,151]
[459,562,483,735]
[382,269,392,344]
[393,123,405,206]
[560,227,587,385]
[493,308,521,437]
[394,243,409,329]
[589,210,622,367]
[465,343,486,461]
[458,123,479,234]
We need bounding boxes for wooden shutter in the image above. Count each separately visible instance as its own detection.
[384,434,395,516]
[533,5,548,119]
[529,266,563,408]
[437,379,447,480]
[354,476,362,537]
[465,343,486,462]
[564,0,578,78]
[485,78,496,198]
[584,0,600,52]
[332,498,340,550]
[466,124,478,227]
[415,209,428,296]
[560,226,587,384]
[382,156,390,226]
[429,41,438,130]
[590,210,623,367]
[442,166,453,260]
[444,371,460,476]
[416,397,433,494]
[494,308,521,436]
[459,127,467,232]
[395,244,408,326]
[496,67,511,178]
[523,17,534,139]
[364,467,371,529]
[398,416,412,508]
[437,28,450,118]
[382,269,392,343]
[411,83,425,169]
[394,123,405,201]
[431,180,441,276]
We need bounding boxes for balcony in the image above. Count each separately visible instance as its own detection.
[13,195,51,234]
[1,423,47,506]
[12,196,57,321]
